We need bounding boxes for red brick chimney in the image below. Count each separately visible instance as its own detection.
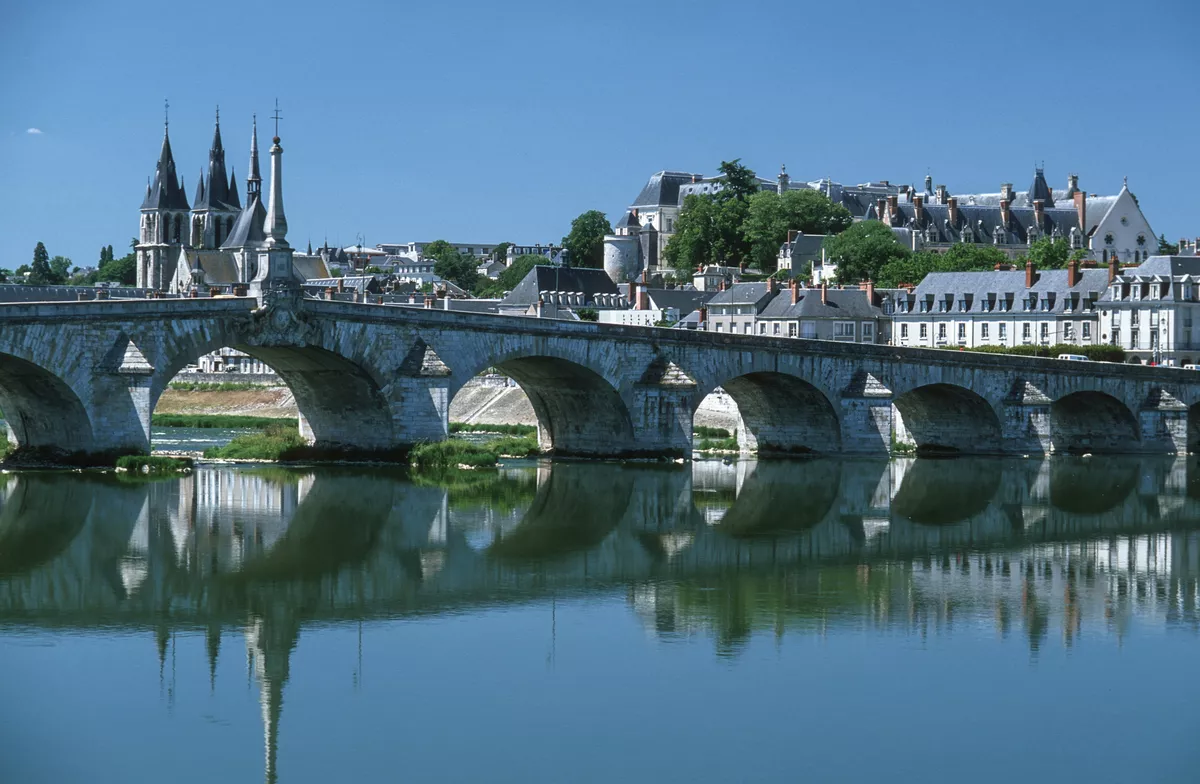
[635,283,649,310]
[876,198,886,221]
[698,305,707,324]
[1000,198,1011,229]
[1108,254,1119,284]
[627,280,634,303]
[337,278,345,293]
[1073,190,1087,238]
[913,194,924,225]
[767,276,777,295]
[1067,258,1080,287]
[790,278,799,305]
[886,195,899,225]
[820,280,828,305]
[1025,259,1037,288]
[1033,199,1045,231]
[864,279,875,303]
[947,196,959,228]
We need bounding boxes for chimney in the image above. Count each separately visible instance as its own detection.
[1067,173,1079,196]
[627,280,635,304]
[913,194,924,225]
[790,278,799,305]
[1073,190,1087,237]
[1108,254,1119,284]
[767,276,777,295]
[876,198,886,220]
[1025,259,1037,288]
[820,280,828,305]
[325,287,336,301]
[993,263,1013,271]
[936,184,948,204]
[536,297,544,317]
[698,305,707,325]
[886,195,898,224]
[337,278,345,293]
[209,287,220,297]
[1067,258,1080,287]
[78,292,89,301]
[947,196,959,227]
[1000,198,1011,229]
[1001,182,1014,202]
[187,289,198,299]
[879,180,889,187]
[635,283,649,310]
[719,279,727,292]
[1033,199,1045,230]
[864,279,875,303]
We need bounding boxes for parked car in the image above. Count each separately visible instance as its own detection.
[1057,354,1089,362]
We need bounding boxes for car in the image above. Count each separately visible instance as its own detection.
[1185,364,1199,371]
[1057,353,1089,361]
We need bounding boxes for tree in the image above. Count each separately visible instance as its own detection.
[1158,234,1179,255]
[714,159,758,202]
[476,254,542,297]
[28,242,52,285]
[364,265,384,274]
[421,240,458,264]
[0,269,10,284]
[561,210,612,269]
[97,252,136,285]
[743,189,853,270]
[48,256,72,284]
[876,253,939,288]
[491,242,513,262]
[664,193,722,274]
[1021,238,1073,270]
[823,221,910,284]
[421,239,479,291]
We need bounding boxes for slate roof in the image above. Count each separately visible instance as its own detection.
[1100,255,1200,303]
[706,282,772,306]
[897,268,1110,316]
[645,288,714,317]
[303,276,383,295]
[631,171,702,208]
[221,195,267,250]
[1025,168,1055,207]
[759,287,884,320]
[292,255,330,281]
[889,202,1082,245]
[141,130,190,211]
[194,120,238,212]
[616,210,642,230]
[500,265,619,306]
[0,284,160,302]
[179,249,240,285]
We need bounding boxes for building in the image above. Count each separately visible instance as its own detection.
[703,279,892,343]
[374,241,562,265]
[597,284,713,327]
[497,265,628,318]
[137,110,320,293]
[777,231,829,280]
[891,260,1111,350]
[881,169,1156,267]
[1099,255,1200,365]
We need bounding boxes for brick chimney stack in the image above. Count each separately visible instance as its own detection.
[1073,190,1087,238]
[864,279,875,303]
[767,276,777,295]
[936,184,948,204]
[876,198,886,221]
[790,278,799,305]
[1001,182,1015,202]
[948,196,959,228]
[1108,254,1119,284]
[913,194,924,225]
[1033,199,1045,230]
[627,280,635,304]
[886,195,899,225]
[821,280,828,305]
[1000,197,1012,229]
[1067,258,1080,287]
[635,282,649,310]
[1025,259,1037,288]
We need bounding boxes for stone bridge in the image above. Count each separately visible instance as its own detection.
[3,293,1200,459]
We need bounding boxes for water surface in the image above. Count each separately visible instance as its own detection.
[2,457,1199,783]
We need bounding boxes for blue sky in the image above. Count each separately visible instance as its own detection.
[2,0,1197,269]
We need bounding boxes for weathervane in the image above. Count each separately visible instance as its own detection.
[164,98,170,130]
[271,98,282,138]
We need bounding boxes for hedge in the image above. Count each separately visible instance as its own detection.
[952,344,1125,363]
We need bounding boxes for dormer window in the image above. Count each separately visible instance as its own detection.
[1150,284,1160,299]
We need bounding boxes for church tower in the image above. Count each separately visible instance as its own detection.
[136,108,190,289]
[190,108,241,249]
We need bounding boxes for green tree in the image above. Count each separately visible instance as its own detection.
[28,242,54,285]
[664,193,721,275]
[714,159,759,202]
[491,242,512,262]
[743,189,853,270]
[823,221,910,284]
[364,265,384,274]
[1022,238,1073,270]
[561,210,612,269]
[422,239,479,291]
[97,252,137,285]
[48,256,72,284]
[476,254,542,297]
[0,269,10,283]
[929,243,1009,272]
[876,253,938,288]
[1158,234,1179,255]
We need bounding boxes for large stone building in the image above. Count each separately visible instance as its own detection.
[136,111,325,292]
[704,278,894,344]
[1100,255,1200,365]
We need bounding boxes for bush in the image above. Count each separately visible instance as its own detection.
[168,381,278,392]
[956,344,1125,363]
[696,437,739,452]
[693,426,731,439]
[116,455,193,473]
[153,414,294,429]
[448,422,537,436]
[203,423,305,460]
[409,436,540,471]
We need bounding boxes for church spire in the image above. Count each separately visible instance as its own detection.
[141,119,189,211]
[247,115,262,201]
[227,167,241,210]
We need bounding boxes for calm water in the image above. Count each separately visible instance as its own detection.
[2,457,1200,783]
[152,425,253,453]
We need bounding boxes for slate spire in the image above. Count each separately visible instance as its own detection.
[1025,166,1055,208]
[141,124,190,211]
[227,167,241,210]
[246,115,262,201]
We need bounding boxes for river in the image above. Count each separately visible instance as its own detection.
[1,456,1199,782]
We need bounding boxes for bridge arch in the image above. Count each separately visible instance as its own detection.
[698,372,840,455]
[150,333,398,454]
[0,352,95,456]
[892,383,1002,455]
[1050,391,1140,454]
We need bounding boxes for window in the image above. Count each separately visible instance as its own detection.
[1131,328,1139,347]
[1040,323,1049,341]
[999,323,1007,340]
[1023,323,1031,340]
[788,323,797,337]
[715,323,723,333]
[862,322,874,341]
[938,324,947,340]
[920,324,928,339]
[1105,233,1114,245]
[1131,310,1139,325]
[901,324,909,339]
[759,323,766,334]
[834,321,855,339]
[1063,322,1074,341]
[771,323,779,335]
[746,323,754,335]
[957,323,966,341]
[800,320,817,338]
[1137,234,1147,246]
[982,323,990,339]
[1082,322,1091,339]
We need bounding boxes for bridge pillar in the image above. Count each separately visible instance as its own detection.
[840,372,893,455]
[630,361,696,458]
[1002,381,1051,455]
[388,341,451,447]
[1139,389,1189,454]
[87,337,155,457]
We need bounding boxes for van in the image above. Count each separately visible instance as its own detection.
[1185,364,1199,371]
[1057,353,1089,362]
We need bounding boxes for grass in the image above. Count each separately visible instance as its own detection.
[203,423,306,460]
[116,455,194,473]
[0,439,11,460]
[168,381,280,391]
[153,413,294,429]
[409,436,540,471]
[693,426,731,439]
[695,437,740,452]
[448,422,537,437]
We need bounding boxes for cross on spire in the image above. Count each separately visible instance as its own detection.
[271,98,282,138]
[164,98,170,130]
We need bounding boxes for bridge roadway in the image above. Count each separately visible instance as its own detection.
[3,458,1200,631]
[1,294,1200,459]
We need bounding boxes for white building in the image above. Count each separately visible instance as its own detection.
[1099,255,1200,366]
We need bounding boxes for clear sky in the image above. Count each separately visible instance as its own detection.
[2,0,1197,269]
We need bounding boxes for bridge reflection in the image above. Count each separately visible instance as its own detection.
[3,457,1200,781]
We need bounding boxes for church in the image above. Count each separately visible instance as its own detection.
[135,108,326,292]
